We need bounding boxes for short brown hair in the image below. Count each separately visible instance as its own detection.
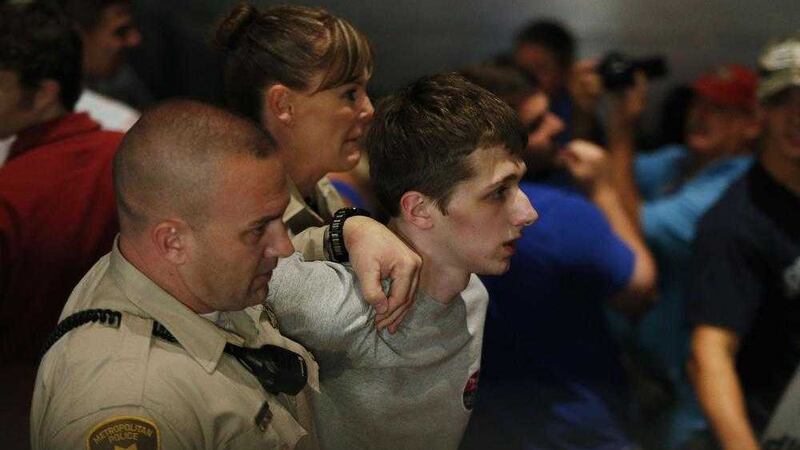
[52,0,131,32]
[515,20,575,69]
[367,73,526,217]
[216,2,374,123]
[0,2,83,110]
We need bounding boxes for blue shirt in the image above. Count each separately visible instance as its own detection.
[633,145,752,379]
[550,89,574,146]
[330,179,370,212]
[620,144,752,448]
[465,182,636,450]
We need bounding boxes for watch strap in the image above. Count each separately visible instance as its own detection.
[328,207,371,263]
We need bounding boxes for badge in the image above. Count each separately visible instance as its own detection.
[87,416,160,450]
[463,370,480,411]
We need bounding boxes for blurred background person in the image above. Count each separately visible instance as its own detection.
[119,1,796,134]
[655,83,695,148]
[602,64,760,448]
[688,34,800,450]
[459,64,656,450]
[0,0,141,167]
[510,19,605,148]
[0,3,123,447]
[57,0,143,131]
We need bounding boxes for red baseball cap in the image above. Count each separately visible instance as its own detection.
[692,64,758,111]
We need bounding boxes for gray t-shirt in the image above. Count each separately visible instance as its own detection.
[266,253,488,450]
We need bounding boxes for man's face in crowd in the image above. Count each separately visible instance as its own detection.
[685,97,757,157]
[514,43,566,98]
[763,87,800,162]
[0,70,36,139]
[82,3,141,79]
[182,154,294,312]
[430,146,537,275]
[517,91,565,172]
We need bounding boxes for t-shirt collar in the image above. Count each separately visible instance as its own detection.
[8,112,100,160]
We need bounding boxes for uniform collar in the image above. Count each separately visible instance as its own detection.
[8,112,100,161]
[108,240,248,374]
[283,176,343,235]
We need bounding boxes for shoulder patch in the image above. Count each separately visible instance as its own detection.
[87,416,160,450]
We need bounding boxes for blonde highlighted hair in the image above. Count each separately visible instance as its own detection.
[216,2,374,122]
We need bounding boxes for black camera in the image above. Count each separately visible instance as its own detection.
[597,52,668,91]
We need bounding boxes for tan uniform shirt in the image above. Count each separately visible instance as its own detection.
[31,242,320,450]
[285,177,346,262]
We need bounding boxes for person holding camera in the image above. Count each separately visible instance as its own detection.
[512,20,605,150]
[602,64,760,448]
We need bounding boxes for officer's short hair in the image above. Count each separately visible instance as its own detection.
[113,100,277,233]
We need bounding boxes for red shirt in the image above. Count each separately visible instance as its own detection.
[0,113,122,362]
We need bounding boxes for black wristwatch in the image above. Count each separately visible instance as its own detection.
[327,207,371,263]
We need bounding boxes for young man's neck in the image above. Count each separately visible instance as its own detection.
[389,219,471,305]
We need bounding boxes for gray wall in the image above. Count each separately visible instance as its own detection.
[309,0,798,89]
[130,0,799,134]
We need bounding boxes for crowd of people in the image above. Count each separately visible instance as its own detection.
[1,1,798,449]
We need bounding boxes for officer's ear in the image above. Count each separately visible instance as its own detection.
[263,84,295,127]
[399,191,434,230]
[152,220,191,265]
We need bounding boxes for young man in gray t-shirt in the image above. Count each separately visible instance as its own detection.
[266,73,538,450]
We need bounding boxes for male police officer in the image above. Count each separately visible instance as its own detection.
[31,101,321,449]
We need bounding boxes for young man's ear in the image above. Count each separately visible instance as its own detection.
[399,191,434,229]
[152,220,191,265]
[264,84,294,127]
